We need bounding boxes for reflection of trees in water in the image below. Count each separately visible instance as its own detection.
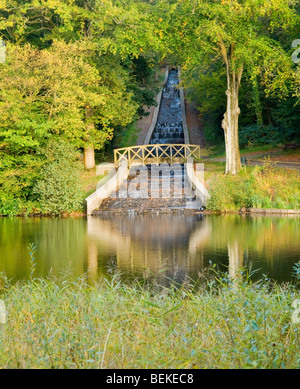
[0,214,298,284]
[87,214,300,285]
[0,217,88,280]
[208,215,300,283]
[208,215,299,257]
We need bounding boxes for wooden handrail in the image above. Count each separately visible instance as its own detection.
[114,144,201,167]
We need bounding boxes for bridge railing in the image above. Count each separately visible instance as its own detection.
[114,144,201,167]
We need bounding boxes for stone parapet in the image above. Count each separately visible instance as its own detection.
[86,160,129,215]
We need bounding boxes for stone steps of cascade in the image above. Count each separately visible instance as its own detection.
[93,164,202,214]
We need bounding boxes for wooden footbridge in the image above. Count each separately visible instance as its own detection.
[114,144,201,167]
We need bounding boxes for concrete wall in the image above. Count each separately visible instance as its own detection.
[144,67,169,145]
[86,160,128,215]
[186,159,210,205]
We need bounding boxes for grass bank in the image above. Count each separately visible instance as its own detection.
[202,161,300,212]
[2,157,299,216]
[0,272,299,369]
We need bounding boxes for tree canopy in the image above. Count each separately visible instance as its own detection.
[0,0,299,214]
[155,0,299,174]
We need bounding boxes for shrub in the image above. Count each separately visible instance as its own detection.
[239,125,284,149]
[206,175,237,211]
[0,153,43,216]
[34,139,83,215]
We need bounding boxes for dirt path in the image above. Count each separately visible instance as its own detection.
[185,99,206,149]
[210,148,300,170]
[136,67,167,146]
[136,104,156,145]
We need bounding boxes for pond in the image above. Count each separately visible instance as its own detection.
[0,214,299,286]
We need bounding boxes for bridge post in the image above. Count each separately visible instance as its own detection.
[128,148,131,167]
[142,147,145,165]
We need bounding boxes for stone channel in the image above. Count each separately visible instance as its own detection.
[150,68,184,145]
[93,68,202,215]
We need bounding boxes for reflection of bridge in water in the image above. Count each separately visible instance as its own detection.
[87,215,211,285]
[86,215,245,286]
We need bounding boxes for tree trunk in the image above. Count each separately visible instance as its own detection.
[84,146,95,170]
[222,69,242,175]
[219,42,243,175]
[84,105,96,170]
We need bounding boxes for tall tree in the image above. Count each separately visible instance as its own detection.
[0,0,160,168]
[0,41,137,167]
[157,0,298,174]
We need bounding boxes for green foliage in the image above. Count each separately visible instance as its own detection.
[124,55,159,118]
[158,0,299,167]
[292,262,300,285]
[112,121,139,149]
[206,163,300,212]
[184,63,226,146]
[239,125,284,148]
[185,60,300,149]
[0,152,43,216]
[0,0,163,211]
[0,273,299,368]
[28,243,37,281]
[0,41,138,149]
[33,139,84,215]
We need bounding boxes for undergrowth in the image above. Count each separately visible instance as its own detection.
[205,161,300,212]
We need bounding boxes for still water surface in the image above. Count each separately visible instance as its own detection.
[0,215,299,285]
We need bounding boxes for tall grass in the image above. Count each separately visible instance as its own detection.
[204,161,300,212]
[0,269,299,369]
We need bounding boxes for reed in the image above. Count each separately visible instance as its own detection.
[0,270,299,369]
[203,161,300,211]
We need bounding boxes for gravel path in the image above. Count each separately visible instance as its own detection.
[209,155,300,170]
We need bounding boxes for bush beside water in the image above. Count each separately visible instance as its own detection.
[33,140,84,215]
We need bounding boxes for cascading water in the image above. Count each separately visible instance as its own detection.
[93,67,203,213]
[150,68,184,145]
